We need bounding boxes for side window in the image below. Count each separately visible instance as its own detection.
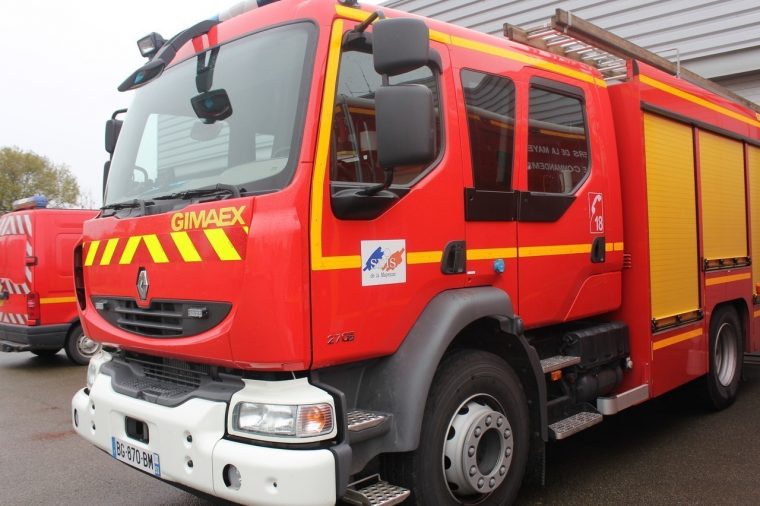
[461,70,516,191]
[527,85,589,194]
[330,48,441,186]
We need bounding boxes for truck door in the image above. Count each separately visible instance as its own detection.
[457,67,519,309]
[516,70,622,327]
[309,20,464,367]
[0,212,33,326]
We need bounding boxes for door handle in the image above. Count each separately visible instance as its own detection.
[591,237,606,263]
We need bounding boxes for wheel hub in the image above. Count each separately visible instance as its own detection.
[78,334,100,356]
[443,397,513,499]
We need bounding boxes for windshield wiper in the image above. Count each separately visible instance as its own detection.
[101,199,153,212]
[153,183,241,202]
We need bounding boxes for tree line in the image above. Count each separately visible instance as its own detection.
[0,146,86,213]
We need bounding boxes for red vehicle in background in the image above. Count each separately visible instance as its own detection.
[71,1,760,505]
[0,196,99,364]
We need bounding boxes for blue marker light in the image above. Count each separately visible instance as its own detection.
[493,258,505,274]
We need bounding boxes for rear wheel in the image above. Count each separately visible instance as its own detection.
[703,306,743,410]
[65,324,101,365]
[384,350,529,505]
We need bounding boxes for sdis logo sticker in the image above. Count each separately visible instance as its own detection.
[361,240,406,286]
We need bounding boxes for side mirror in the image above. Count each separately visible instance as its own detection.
[373,18,429,76]
[105,118,123,155]
[376,85,435,168]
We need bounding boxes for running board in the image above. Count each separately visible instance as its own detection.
[548,411,603,440]
[343,478,410,506]
[540,355,580,373]
[596,384,649,415]
[347,410,387,432]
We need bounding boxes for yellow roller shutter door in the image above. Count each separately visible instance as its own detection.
[748,146,760,290]
[699,130,747,261]
[644,113,700,321]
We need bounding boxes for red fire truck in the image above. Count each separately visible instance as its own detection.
[0,196,99,364]
[71,1,760,504]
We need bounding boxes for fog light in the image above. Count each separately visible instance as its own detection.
[223,464,241,490]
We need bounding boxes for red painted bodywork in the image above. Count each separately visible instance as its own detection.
[80,0,760,404]
[0,209,96,328]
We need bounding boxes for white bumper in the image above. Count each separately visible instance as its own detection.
[72,374,337,506]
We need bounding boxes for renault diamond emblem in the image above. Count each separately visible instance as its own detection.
[136,268,149,301]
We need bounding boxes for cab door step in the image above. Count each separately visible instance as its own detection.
[540,355,580,373]
[343,476,410,506]
[549,411,603,440]
[347,410,387,432]
[347,410,391,444]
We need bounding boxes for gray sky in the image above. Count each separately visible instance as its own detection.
[1,0,383,208]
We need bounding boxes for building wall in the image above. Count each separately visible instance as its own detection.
[384,0,760,104]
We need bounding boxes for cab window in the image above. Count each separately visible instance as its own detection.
[527,84,589,194]
[330,47,441,186]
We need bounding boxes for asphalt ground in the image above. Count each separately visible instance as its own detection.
[1,350,758,505]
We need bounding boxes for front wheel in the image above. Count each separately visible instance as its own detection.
[65,324,101,365]
[703,306,743,410]
[384,350,530,505]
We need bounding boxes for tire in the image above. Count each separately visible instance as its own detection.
[30,348,61,357]
[64,324,101,366]
[384,350,530,505]
[703,306,743,410]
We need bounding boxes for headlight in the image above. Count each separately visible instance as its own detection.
[86,349,112,388]
[232,402,333,438]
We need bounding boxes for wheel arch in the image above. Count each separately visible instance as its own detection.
[711,298,748,350]
[354,287,546,453]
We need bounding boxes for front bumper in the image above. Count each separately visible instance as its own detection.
[72,374,337,506]
[0,322,69,352]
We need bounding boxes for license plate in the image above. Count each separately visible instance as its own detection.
[111,436,161,477]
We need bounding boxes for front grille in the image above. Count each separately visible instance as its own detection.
[92,297,231,338]
[104,351,245,407]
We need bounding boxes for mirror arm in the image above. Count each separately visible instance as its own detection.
[361,167,394,197]
[353,11,385,34]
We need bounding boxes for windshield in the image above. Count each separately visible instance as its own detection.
[105,22,315,205]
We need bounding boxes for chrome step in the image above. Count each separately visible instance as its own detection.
[343,481,410,506]
[347,410,387,432]
[549,411,603,440]
[540,355,581,373]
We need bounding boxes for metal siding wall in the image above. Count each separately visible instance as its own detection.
[643,113,699,320]
[698,130,747,261]
[386,0,760,102]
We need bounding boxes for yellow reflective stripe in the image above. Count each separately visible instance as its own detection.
[317,255,361,271]
[40,296,76,304]
[639,74,760,128]
[519,243,591,257]
[170,232,202,262]
[99,238,120,266]
[310,19,344,272]
[333,6,606,88]
[119,236,141,265]
[467,248,518,261]
[142,234,169,263]
[705,272,752,286]
[84,240,100,266]
[408,251,443,264]
[614,242,624,251]
[204,229,241,261]
[652,329,702,351]
[450,35,606,88]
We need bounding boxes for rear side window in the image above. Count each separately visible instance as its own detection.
[330,49,441,186]
[461,70,516,191]
[527,86,589,194]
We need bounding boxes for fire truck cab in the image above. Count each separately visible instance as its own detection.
[72,1,760,504]
[0,196,99,364]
